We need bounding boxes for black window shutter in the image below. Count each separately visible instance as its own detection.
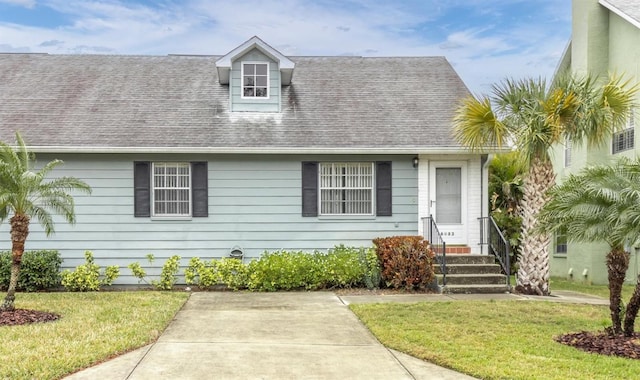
[134,161,151,217]
[301,162,318,217]
[376,161,392,216]
[191,162,209,217]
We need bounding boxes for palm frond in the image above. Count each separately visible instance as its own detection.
[539,157,640,248]
[453,95,509,151]
[0,132,92,236]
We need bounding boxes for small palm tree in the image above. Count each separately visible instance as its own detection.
[0,133,91,311]
[453,74,636,296]
[489,151,525,261]
[538,158,640,334]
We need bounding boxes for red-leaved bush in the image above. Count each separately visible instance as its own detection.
[372,236,435,290]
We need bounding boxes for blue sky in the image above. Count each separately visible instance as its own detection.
[0,0,572,94]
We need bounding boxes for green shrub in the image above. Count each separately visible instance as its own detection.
[247,251,314,291]
[0,250,62,292]
[184,246,380,292]
[61,251,120,292]
[359,246,381,289]
[373,236,435,290]
[322,245,370,288]
[217,258,249,290]
[129,254,181,290]
[185,257,249,290]
[245,246,375,291]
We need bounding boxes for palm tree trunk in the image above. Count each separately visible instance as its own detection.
[515,158,555,296]
[1,213,30,311]
[607,247,630,335]
[624,275,640,337]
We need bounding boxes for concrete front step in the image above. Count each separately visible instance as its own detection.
[437,254,495,265]
[437,274,507,285]
[442,284,511,294]
[432,254,510,294]
[434,264,503,275]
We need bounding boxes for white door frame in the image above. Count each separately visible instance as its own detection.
[428,161,467,245]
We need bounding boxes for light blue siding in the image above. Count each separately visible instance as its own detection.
[1,154,419,284]
[230,49,281,112]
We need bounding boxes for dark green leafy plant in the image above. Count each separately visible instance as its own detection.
[0,250,62,292]
[489,152,525,273]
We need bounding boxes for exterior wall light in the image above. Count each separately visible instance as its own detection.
[412,157,419,168]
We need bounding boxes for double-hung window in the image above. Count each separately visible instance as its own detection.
[134,161,208,218]
[153,162,191,216]
[242,62,269,98]
[319,162,374,215]
[612,110,635,154]
[301,161,392,217]
[555,228,567,255]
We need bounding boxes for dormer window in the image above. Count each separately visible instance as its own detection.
[242,62,269,98]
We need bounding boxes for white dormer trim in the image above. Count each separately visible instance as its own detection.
[215,36,295,85]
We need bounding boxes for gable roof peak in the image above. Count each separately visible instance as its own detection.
[215,36,295,85]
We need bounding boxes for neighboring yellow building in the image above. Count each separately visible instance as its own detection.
[551,0,640,284]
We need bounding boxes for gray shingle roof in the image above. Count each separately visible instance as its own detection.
[601,0,640,26]
[0,53,471,153]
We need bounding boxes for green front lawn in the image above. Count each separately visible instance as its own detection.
[351,300,637,379]
[0,292,188,379]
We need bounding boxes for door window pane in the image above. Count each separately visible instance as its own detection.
[436,168,461,223]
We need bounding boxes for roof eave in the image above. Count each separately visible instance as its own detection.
[26,146,504,155]
[599,0,640,29]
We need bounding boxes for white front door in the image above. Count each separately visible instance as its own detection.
[429,161,467,245]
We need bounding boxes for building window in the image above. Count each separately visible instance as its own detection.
[152,162,191,216]
[319,162,374,215]
[242,62,269,98]
[555,229,567,255]
[612,111,635,154]
[134,161,208,218]
[564,137,571,167]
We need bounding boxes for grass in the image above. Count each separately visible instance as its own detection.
[0,291,188,379]
[550,276,636,300]
[351,300,639,380]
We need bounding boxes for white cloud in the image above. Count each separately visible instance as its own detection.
[0,0,35,8]
[0,0,571,93]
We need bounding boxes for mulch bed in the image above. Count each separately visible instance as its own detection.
[556,331,640,359]
[0,309,60,326]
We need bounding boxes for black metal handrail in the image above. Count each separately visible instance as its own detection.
[479,216,511,288]
[423,215,446,286]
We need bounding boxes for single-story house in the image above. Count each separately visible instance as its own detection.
[0,36,491,283]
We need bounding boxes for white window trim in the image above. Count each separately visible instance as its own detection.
[241,61,270,100]
[612,127,634,154]
[318,162,375,217]
[151,162,192,218]
[554,230,567,256]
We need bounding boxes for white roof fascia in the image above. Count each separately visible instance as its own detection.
[215,36,295,85]
[25,146,503,155]
[599,0,640,29]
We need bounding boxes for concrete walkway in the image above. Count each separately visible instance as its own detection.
[65,290,607,380]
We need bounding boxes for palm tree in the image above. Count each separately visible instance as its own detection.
[453,74,636,296]
[0,133,91,311]
[538,157,640,336]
